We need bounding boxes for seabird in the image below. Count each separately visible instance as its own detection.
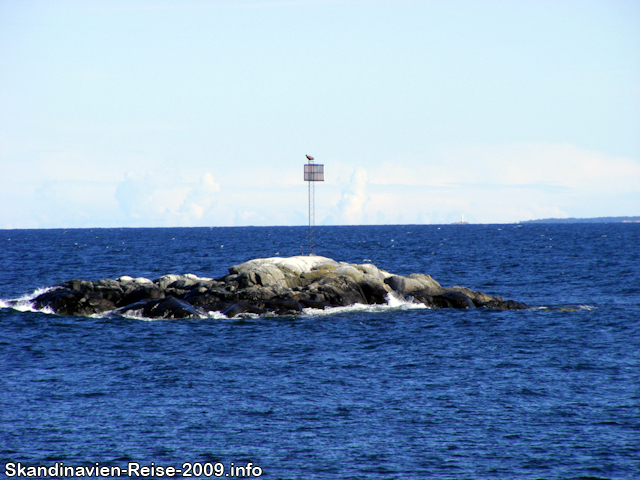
[306,155,314,161]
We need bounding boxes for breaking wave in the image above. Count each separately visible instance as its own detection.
[301,292,427,318]
[1,287,58,314]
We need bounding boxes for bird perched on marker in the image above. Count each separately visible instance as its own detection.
[306,155,314,161]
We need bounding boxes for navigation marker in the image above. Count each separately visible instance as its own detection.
[304,155,324,255]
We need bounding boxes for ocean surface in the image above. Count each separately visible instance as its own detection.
[1,224,638,480]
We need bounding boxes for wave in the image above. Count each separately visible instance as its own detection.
[301,292,428,318]
[532,304,598,312]
[115,308,228,321]
[1,287,59,314]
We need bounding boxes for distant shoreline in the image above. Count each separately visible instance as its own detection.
[519,216,640,224]
[3,218,640,230]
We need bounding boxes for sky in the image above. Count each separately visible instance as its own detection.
[1,0,639,228]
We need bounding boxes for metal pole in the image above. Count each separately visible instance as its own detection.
[308,176,311,255]
[311,179,315,255]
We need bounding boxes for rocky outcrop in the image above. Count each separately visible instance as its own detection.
[32,255,528,319]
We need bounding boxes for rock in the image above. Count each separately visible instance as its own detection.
[332,265,366,283]
[94,285,124,305]
[143,296,204,319]
[300,299,331,310]
[263,299,304,314]
[357,263,393,281]
[32,255,528,318]
[169,277,199,290]
[34,288,115,316]
[358,278,393,304]
[221,302,266,317]
[408,273,442,292]
[446,286,496,305]
[64,279,94,292]
[156,274,184,290]
[385,274,443,296]
[438,291,476,309]
[236,285,279,302]
[81,294,117,314]
[120,284,165,306]
[299,270,332,287]
[313,275,367,306]
[34,288,82,315]
[237,263,286,288]
[480,299,529,310]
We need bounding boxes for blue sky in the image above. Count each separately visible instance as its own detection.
[1,0,638,228]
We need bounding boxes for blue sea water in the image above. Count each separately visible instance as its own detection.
[0,224,639,480]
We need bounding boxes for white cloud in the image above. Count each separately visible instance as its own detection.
[178,172,221,225]
[372,143,640,195]
[326,167,370,225]
[468,143,640,194]
[1,141,636,228]
[114,171,220,226]
[359,143,640,223]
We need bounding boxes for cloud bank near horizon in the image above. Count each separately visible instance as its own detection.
[1,142,637,229]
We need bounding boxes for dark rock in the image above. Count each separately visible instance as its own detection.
[94,285,124,305]
[81,293,117,314]
[116,299,154,315]
[438,291,476,309]
[221,302,265,317]
[412,288,526,310]
[34,288,83,315]
[299,299,331,310]
[313,275,367,306]
[143,296,204,319]
[478,299,529,310]
[263,299,304,314]
[182,289,227,307]
[120,285,164,306]
[358,278,390,304]
[34,288,115,316]
[236,285,278,302]
[63,279,94,293]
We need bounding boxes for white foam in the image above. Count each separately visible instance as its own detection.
[571,305,598,311]
[206,310,230,320]
[302,292,428,318]
[532,305,597,312]
[3,286,59,314]
[119,308,151,320]
[117,307,213,321]
[385,291,425,308]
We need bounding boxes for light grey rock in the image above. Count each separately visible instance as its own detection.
[408,273,443,292]
[384,275,441,295]
[156,274,185,290]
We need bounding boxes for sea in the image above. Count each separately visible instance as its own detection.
[0,224,638,480]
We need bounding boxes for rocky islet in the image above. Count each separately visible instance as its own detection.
[32,255,528,318]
